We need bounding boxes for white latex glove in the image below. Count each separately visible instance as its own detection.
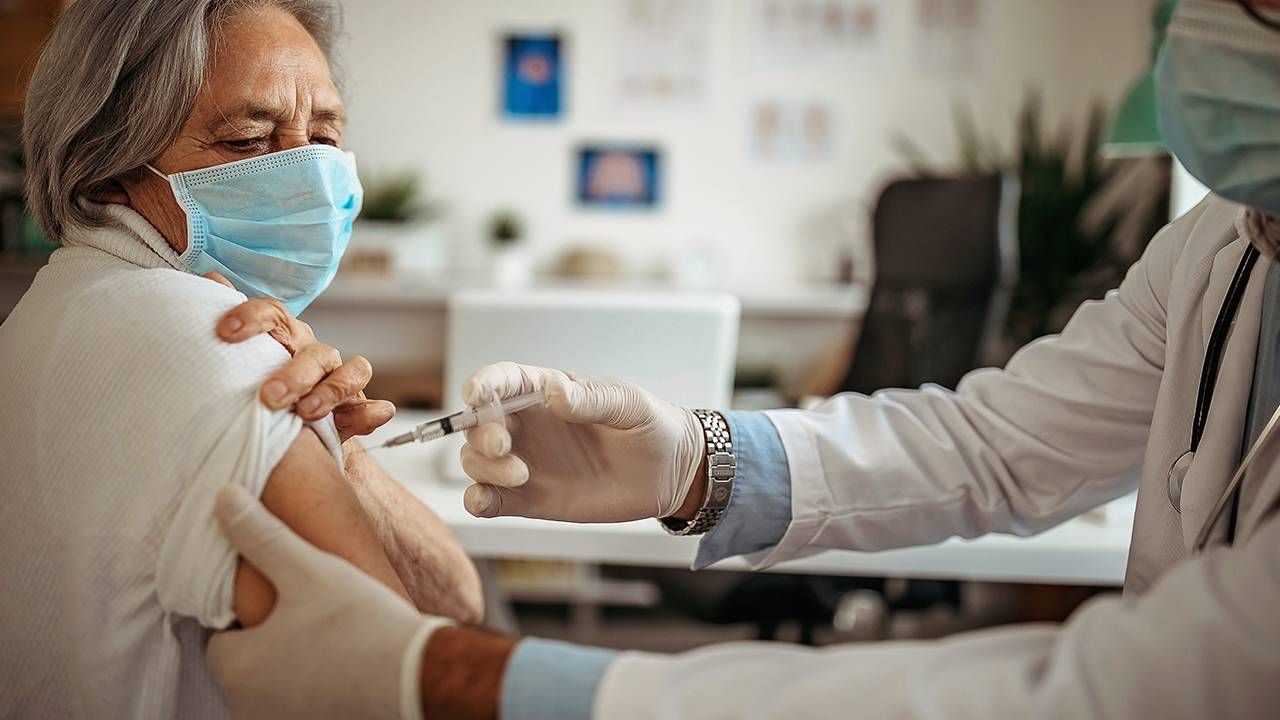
[207,485,451,720]
[459,362,705,522]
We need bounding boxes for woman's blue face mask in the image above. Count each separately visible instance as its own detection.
[1156,0,1280,216]
[147,144,363,315]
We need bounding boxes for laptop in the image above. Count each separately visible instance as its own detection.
[444,288,740,411]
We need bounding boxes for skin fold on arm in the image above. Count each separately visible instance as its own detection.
[232,429,484,626]
[232,428,410,626]
[342,441,484,623]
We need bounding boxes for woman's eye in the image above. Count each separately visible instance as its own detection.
[312,136,339,147]
[222,137,269,153]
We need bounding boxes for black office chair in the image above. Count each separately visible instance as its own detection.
[660,174,1020,644]
[842,174,1019,393]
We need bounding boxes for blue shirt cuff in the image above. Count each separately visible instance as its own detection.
[499,637,618,720]
[694,410,792,569]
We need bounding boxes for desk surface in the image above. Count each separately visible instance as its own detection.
[369,413,1133,587]
[317,271,869,319]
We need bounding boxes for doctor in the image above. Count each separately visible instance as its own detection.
[208,0,1280,717]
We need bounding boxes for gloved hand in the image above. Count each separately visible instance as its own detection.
[207,485,451,720]
[459,362,705,522]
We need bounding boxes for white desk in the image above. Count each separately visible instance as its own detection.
[370,412,1133,587]
[302,272,869,399]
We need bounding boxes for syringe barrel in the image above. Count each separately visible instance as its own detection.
[411,420,448,443]
[472,397,506,426]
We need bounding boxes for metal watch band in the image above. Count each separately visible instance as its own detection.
[660,410,736,537]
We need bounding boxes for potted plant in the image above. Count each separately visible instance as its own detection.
[348,170,445,274]
[487,208,530,286]
[892,92,1171,359]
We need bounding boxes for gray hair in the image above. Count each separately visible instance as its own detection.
[21,0,343,241]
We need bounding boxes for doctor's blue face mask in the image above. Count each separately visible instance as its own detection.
[1156,0,1280,216]
[146,144,363,315]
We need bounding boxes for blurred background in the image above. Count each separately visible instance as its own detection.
[1,0,1201,651]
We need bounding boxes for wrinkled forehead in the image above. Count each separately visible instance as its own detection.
[194,4,344,127]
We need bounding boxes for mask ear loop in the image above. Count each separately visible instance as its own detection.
[144,164,169,181]
[1234,0,1280,32]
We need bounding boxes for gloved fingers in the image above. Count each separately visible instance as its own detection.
[206,627,250,690]
[463,421,511,458]
[333,397,396,441]
[214,485,318,591]
[463,361,563,406]
[544,373,650,429]
[296,355,373,421]
[462,410,525,457]
[463,482,519,518]
[460,443,529,488]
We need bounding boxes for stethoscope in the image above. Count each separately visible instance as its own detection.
[1169,243,1280,552]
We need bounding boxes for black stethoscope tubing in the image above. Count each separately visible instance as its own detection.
[1190,244,1261,453]
[1175,243,1266,551]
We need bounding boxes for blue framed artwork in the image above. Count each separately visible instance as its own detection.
[575,145,661,209]
[503,34,562,118]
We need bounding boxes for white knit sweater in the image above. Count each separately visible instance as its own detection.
[0,205,341,717]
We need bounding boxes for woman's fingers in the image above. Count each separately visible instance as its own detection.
[332,398,396,440]
[296,356,373,420]
[215,296,313,350]
[260,342,343,410]
[202,271,235,290]
[459,443,529,488]
[209,290,392,431]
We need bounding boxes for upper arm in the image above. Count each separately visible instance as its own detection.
[232,429,409,627]
[80,271,404,627]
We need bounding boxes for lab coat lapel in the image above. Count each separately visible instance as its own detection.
[1180,239,1268,549]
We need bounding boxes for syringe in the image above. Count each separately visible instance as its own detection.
[377,392,545,449]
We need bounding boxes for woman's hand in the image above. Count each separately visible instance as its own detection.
[204,273,395,441]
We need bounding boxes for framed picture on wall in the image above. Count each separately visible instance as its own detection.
[574,144,661,209]
[502,33,562,118]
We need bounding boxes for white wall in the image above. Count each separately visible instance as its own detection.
[338,0,1152,287]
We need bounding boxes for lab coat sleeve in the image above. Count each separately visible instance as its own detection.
[750,206,1196,568]
[594,511,1280,720]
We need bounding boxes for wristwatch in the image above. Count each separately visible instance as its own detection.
[660,410,736,536]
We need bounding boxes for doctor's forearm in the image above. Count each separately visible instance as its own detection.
[418,627,619,720]
[418,626,515,720]
[343,441,484,622]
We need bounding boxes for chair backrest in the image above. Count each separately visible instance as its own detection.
[840,174,1019,394]
[444,289,740,410]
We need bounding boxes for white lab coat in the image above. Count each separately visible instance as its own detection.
[596,196,1280,718]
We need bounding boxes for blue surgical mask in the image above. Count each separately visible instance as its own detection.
[1155,0,1280,216]
[147,144,363,314]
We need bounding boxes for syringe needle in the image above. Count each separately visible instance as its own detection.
[376,393,542,450]
[379,431,416,449]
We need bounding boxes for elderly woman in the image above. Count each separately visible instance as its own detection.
[0,0,481,716]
